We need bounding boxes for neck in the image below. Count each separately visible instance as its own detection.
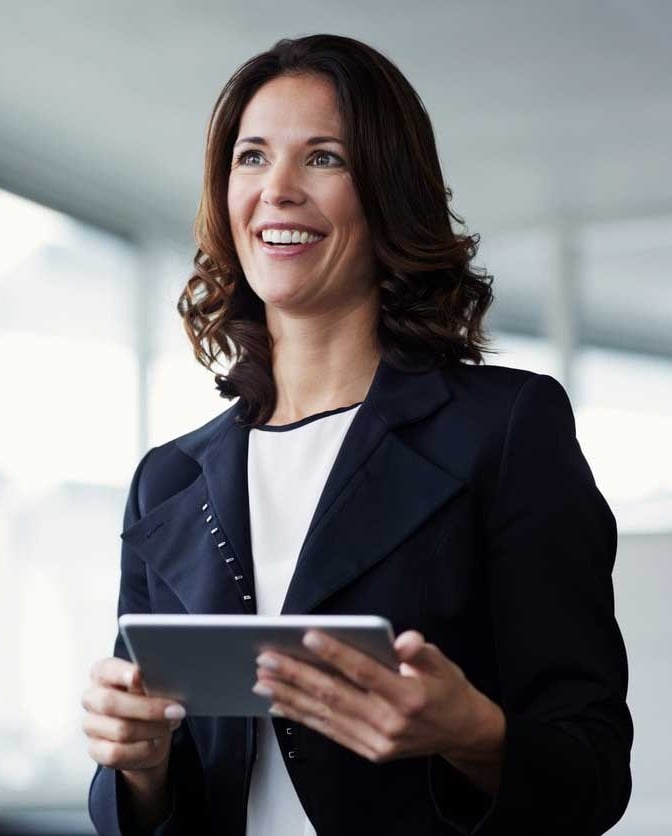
[265,289,380,425]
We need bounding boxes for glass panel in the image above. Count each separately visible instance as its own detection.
[0,189,137,807]
[487,334,672,533]
[146,245,231,446]
[148,350,228,447]
[575,348,672,533]
[488,330,559,377]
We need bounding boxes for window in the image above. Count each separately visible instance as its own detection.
[0,190,137,806]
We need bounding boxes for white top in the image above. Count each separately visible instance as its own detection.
[245,402,362,836]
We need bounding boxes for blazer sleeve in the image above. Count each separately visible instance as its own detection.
[428,374,633,836]
[88,450,208,836]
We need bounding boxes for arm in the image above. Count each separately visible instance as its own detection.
[438,684,506,795]
[429,374,633,835]
[88,451,208,836]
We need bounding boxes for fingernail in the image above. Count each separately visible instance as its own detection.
[252,682,274,697]
[169,719,182,730]
[269,704,285,717]
[303,631,324,651]
[256,653,279,671]
[124,670,135,687]
[164,704,186,720]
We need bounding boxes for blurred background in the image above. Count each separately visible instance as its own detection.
[0,1,670,834]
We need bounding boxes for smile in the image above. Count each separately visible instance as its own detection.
[261,228,324,245]
[256,228,326,258]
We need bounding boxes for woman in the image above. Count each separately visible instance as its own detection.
[83,34,632,836]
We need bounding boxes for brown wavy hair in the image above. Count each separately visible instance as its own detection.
[178,34,494,426]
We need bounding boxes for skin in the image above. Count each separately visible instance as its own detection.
[253,629,505,794]
[81,658,185,828]
[81,74,504,827]
[227,72,381,425]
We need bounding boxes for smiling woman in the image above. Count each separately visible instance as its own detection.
[85,34,632,836]
[178,35,492,426]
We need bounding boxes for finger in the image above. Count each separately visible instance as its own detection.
[255,657,376,722]
[90,657,142,691]
[267,678,403,761]
[81,685,185,722]
[269,700,384,763]
[256,662,412,744]
[395,637,448,675]
[394,631,425,661]
[255,669,366,725]
[300,631,406,704]
[256,649,398,726]
[82,712,180,744]
[87,736,166,771]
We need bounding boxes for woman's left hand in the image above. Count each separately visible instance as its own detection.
[253,629,504,767]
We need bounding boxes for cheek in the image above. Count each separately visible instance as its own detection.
[227,179,254,232]
[324,186,368,244]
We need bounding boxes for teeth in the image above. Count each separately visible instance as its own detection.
[261,228,323,245]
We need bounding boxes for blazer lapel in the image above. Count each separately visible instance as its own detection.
[199,413,256,604]
[121,405,257,615]
[281,360,465,614]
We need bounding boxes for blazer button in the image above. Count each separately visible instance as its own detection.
[288,750,296,759]
[285,726,293,736]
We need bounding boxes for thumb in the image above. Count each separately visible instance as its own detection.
[126,666,146,695]
[395,631,444,676]
[394,630,426,662]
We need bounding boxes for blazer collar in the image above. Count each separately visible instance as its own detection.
[122,357,463,615]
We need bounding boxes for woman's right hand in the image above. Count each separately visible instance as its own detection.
[81,657,186,775]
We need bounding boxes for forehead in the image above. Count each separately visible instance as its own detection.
[237,74,342,138]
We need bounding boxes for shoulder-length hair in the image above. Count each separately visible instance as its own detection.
[178,34,493,426]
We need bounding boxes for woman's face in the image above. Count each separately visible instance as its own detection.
[227,73,377,316]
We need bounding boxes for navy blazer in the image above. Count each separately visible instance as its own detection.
[89,359,632,836]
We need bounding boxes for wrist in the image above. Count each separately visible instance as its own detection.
[120,759,172,831]
[436,686,505,795]
[440,684,506,764]
[121,757,170,796]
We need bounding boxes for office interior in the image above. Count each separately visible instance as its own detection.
[0,2,670,834]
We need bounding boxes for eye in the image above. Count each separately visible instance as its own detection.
[234,149,265,166]
[309,151,344,168]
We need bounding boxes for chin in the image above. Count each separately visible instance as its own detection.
[252,284,308,308]
[249,277,311,309]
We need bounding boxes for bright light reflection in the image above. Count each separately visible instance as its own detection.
[576,406,672,504]
[20,566,75,753]
[0,332,138,489]
[0,749,37,790]
[0,191,71,277]
[148,351,229,447]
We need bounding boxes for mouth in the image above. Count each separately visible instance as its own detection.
[255,227,327,258]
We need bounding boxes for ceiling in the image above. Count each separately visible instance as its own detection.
[0,0,670,353]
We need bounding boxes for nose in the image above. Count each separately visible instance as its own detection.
[260,158,306,208]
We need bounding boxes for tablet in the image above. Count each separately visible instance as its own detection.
[119,614,398,717]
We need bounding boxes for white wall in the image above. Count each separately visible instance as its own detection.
[610,533,672,835]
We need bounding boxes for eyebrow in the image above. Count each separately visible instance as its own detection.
[233,135,345,147]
